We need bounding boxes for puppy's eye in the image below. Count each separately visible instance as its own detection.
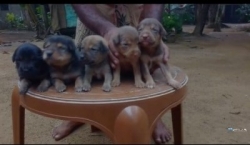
[17,57,23,61]
[138,28,143,32]
[122,43,129,48]
[152,29,158,33]
[91,48,97,51]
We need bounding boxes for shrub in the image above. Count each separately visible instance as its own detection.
[235,4,250,23]
[5,13,27,30]
[162,13,183,34]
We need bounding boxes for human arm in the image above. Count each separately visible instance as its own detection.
[72,4,115,36]
[72,4,119,67]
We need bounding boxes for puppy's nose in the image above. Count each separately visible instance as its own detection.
[22,67,29,72]
[79,54,85,61]
[46,51,53,57]
[142,34,149,39]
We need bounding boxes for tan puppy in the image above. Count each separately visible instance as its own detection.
[137,18,181,89]
[111,26,145,88]
[79,35,112,92]
[42,35,85,93]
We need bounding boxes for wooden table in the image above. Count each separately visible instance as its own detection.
[11,66,188,144]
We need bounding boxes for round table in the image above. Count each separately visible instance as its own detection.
[11,66,188,144]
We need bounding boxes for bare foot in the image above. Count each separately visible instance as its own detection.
[152,119,172,144]
[52,121,84,141]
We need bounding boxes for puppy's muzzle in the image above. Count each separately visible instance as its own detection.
[21,66,29,72]
[79,53,85,61]
[141,33,150,40]
[79,53,94,65]
[43,50,53,60]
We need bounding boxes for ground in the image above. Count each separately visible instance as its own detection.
[0,25,249,144]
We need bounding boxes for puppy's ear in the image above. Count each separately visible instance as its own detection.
[12,48,18,62]
[68,41,77,51]
[159,23,167,37]
[99,41,109,54]
[112,34,121,46]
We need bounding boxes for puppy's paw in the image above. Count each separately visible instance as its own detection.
[75,86,83,92]
[168,79,182,89]
[55,84,66,93]
[75,83,84,92]
[37,80,50,92]
[102,84,111,92]
[19,87,29,95]
[18,80,30,95]
[111,79,120,87]
[146,80,156,89]
[82,83,91,92]
[135,80,145,88]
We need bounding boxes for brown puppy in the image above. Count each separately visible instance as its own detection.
[79,35,112,92]
[42,35,85,93]
[137,18,181,89]
[111,26,145,88]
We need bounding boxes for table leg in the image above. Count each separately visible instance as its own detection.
[12,88,25,144]
[113,106,151,144]
[171,104,183,144]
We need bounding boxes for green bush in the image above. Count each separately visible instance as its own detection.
[162,13,183,34]
[236,4,250,23]
[5,12,27,30]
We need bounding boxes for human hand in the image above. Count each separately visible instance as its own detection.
[104,27,120,69]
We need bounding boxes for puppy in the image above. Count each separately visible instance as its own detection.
[79,35,112,92]
[42,35,85,93]
[137,18,181,89]
[12,43,51,95]
[111,26,145,88]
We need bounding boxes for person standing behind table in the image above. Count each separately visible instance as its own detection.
[52,4,172,144]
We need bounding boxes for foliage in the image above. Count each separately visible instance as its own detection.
[162,13,183,34]
[162,4,196,35]
[5,13,27,30]
[35,5,51,29]
[171,4,195,25]
[235,4,250,23]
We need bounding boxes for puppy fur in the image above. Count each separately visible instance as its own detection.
[12,43,51,95]
[112,25,145,88]
[79,35,112,92]
[42,35,85,92]
[137,18,181,89]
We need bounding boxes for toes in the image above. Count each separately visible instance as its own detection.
[155,138,162,144]
[161,135,167,143]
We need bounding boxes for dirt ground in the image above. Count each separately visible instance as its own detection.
[0,25,249,144]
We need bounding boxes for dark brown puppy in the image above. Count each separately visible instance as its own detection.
[12,43,51,95]
[42,35,85,93]
[111,25,145,88]
[137,18,181,89]
[79,35,112,92]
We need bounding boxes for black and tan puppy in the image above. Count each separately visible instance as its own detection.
[137,18,181,89]
[111,25,145,88]
[12,43,51,95]
[42,35,84,93]
[79,35,112,92]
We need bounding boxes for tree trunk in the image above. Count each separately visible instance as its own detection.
[207,4,218,28]
[214,4,225,32]
[192,4,210,36]
[21,7,32,30]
